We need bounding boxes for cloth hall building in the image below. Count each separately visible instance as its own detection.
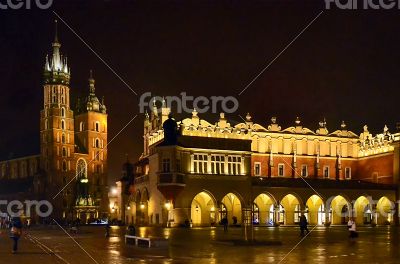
[121,102,400,228]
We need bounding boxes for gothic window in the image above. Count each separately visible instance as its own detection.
[62,133,66,144]
[254,162,261,176]
[76,159,87,178]
[345,167,351,179]
[301,165,308,177]
[323,166,330,178]
[61,107,65,117]
[62,147,66,157]
[278,164,284,177]
[61,120,65,130]
[95,122,100,132]
[62,160,67,172]
[95,138,100,148]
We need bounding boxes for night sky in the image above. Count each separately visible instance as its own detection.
[1,0,400,183]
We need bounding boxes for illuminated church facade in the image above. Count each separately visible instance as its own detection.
[122,102,400,227]
[0,22,109,223]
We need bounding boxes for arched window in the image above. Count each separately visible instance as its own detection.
[61,120,65,130]
[79,122,84,132]
[62,133,66,144]
[76,159,87,178]
[95,122,100,132]
[61,107,65,117]
[62,147,66,157]
[95,138,100,148]
[62,160,67,172]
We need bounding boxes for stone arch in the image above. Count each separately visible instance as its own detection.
[279,193,302,225]
[220,192,243,225]
[191,191,217,226]
[253,193,277,225]
[354,196,372,225]
[328,195,351,225]
[305,195,324,225]
[376,196,395,225]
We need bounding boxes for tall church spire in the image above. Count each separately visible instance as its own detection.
[43,19,70,85]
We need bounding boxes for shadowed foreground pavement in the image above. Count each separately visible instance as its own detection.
[0,225,398,264]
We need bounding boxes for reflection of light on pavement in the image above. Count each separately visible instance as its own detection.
[210,229,216,239]
[109,249,120,256]
[163,228,170,239]
[109,236,120,243]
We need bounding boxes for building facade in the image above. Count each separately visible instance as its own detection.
[124,102,400,227]
[0,22,109,223]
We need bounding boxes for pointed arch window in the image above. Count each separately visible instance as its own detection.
[62,133,66,144]
[61,107,65,117]
[76,159,87,178]
[61,120,65,130]
[95,138,100,148]
[62,147,66,157]
[95,122,100,132]
[62,160,67,172]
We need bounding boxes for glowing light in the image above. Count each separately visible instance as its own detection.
[111,188,118,195]
[140,203,145,209]
[165,202,171,210]
[210,206,215,212]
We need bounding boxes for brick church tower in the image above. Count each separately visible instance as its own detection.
[39,21,109,222]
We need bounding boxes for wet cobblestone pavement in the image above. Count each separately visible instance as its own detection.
[0,225,398,263]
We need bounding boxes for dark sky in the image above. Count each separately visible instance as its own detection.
[1,0,400,183]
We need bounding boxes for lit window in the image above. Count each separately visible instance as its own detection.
[79,122,84,132]
[211,155,224,174]
[278,164,284,177]
[301,165,308,177]
[193,154,209,174]
[323,166,329,178]
[254,162,261,176]
[228,156,241,175]
[345,167,351,179]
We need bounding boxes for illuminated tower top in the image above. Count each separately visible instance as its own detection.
[43,20,70,85]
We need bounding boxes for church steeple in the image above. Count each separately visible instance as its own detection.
[76,71,107,114]
[43,19,70,85]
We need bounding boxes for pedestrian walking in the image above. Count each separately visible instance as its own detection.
[348,218,358,239]
[105,223,111,237]
[221,217,228,232]
[9,217,23,254]
[299,215,309,236]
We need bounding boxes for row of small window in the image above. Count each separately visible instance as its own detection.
[254,163,352,179]
[192,154,243,175]
[79,121,102,132]
[58,160,103,173]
